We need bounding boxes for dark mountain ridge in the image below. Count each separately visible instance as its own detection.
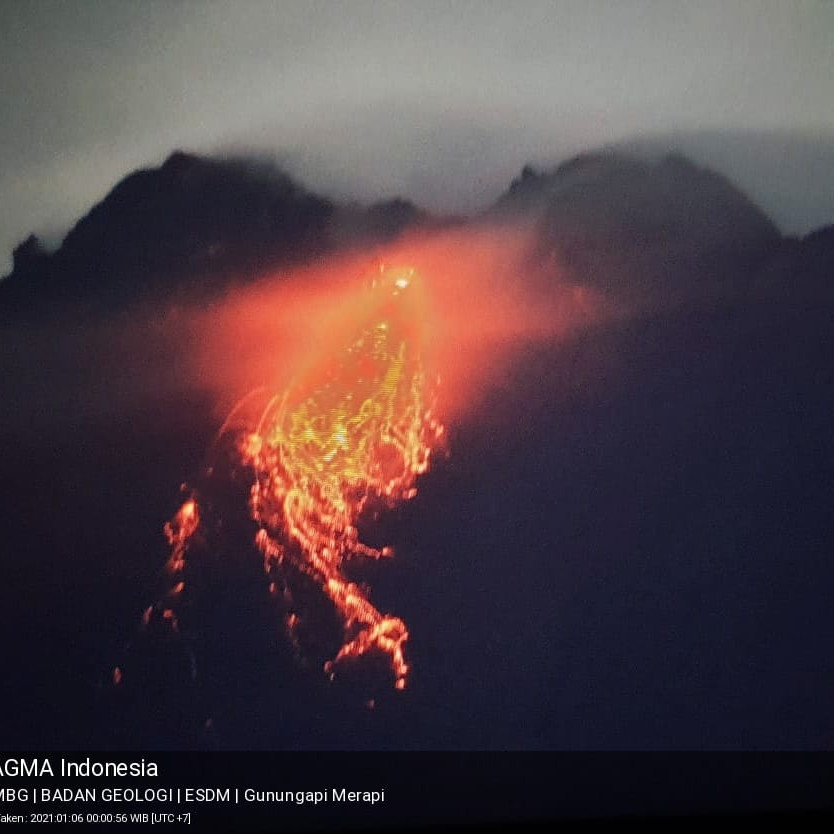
[492,151,784,308]
[3,148,829,321]
[1,147,833,749]
[0,151,434,319]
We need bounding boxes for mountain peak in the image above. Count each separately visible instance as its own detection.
[161,149,201,171]
[490,150,781,307]
[0,153,434,319]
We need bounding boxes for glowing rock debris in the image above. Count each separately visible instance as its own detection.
[161,264,443,691]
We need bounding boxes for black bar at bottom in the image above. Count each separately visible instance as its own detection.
[0,753,832,830]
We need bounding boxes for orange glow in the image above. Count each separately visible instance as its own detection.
[241,263,442,688]
[150,224,612,693]
[162,497,199,583]
[158,262,443,690]
[184,225,614,429]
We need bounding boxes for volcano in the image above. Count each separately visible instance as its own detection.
[1,150,833,750]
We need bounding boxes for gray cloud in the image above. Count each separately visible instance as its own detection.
[2,0,834,272]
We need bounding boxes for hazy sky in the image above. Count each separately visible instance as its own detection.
[2,0,834,273]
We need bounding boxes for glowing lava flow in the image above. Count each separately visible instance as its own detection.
[161,264,443,691]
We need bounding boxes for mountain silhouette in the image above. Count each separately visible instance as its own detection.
[0,151,432,319]
[491,151,781,308]
[3,148,831,320]
[1,147,833,749]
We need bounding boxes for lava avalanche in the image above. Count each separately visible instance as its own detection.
[157,263,443,692]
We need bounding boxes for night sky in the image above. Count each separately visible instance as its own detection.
[2,0,834,273]
[2,0,834,772]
